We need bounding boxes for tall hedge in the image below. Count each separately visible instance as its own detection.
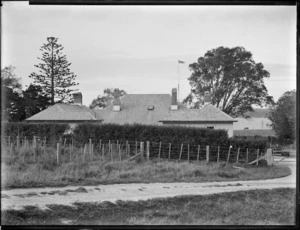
[2,122,69,143]
[72,123,229,146]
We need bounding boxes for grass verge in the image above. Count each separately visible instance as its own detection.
[1,188,296,225]
[1,159,291,189]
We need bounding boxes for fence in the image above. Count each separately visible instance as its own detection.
[1,135,267,165]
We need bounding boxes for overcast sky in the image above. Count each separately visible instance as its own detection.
[2,2,296,106]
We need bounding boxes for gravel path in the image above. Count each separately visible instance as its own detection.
[1,156,296,211]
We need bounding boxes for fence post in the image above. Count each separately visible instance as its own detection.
[89,138,92,155]
[217,146,220,163]
[128,143,131,156]
[33,136,37,163]
[135,141,138,155]
[92,144,94,159]
[126,140,128,155]
[69,143,72,162]
[43,137,46,155]
[158,142,161,159]
[140,142,144,161]
[110,143,113,162]
[266,148,273,166]
[197,145,200,162]
[256,149,259,166]
[16,136,20,149]
[146,141,150,160]
[188,144,190,162]
[246,148,249,164]
[119,142,122,161]
[179,143,183,160]
[226,146,232,164]
[108,140,111,155]
[206,145,209,162]
[168,143,171,160]
[56,142,61,165]
[24,136,27,148]
[71,138,74,156]
[102,144,105,161]
[236,147,240,163]
[8,135,11,147]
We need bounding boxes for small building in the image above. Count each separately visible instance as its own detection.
[25,89,237,137]
[233,109,272,130]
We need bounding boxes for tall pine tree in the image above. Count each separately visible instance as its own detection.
[29,37,79,105]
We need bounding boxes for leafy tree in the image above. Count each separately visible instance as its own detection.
[29,37,79,105]
[23,84,52,118]
[268,90,296,144]
[1,66,24,121]
[184,46,274,117]
[90,88,126,109]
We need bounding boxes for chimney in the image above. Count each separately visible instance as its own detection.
[171,88,178,110]
[112,88,121,111]
[203,91,212,105]
[73,92,82,106]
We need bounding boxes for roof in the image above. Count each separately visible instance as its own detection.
[160,104,237,122]
[243,109,270,118]
[26,103,98,121]
[97,94,187,125]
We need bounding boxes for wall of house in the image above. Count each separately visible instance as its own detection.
[163,122,234,137]
[233,118,272,130]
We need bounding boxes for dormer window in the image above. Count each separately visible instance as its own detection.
[148,105,154,110]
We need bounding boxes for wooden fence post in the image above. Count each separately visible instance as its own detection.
[140,142,144,160]
[236,147,240,163]
[33,136,37,163]
[8,135,11,147]
[69,143,72,162]
[128,143,131,156]
[168,143,171,160]
[188,144,190,162]
[179,143,183,160]
[56,142,61,165]
[197,145,200,162]
[89,138,92,155]
[92,144,94,159]
[126,140,128,155]
[83,144,88,161]
[217,146,220,163]
[110,143,113,162]
[24,136,27,148]
[16,136,20,149]
[119,142,122,161]
[158,142,161,159]
[146,141,150,160]
[102,144,105,161]
[206,145,209,162]
[256,149,259,166]
[226,146,232,164]
[43,137,46,155]
[108,140,111,155]
[135,141,138,155]
[246,148,249,164]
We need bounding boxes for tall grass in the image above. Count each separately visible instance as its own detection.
[1,142,291,189]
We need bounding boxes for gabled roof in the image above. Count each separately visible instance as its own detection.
[26,103,98,121]
[160,104,237,122]
[243,109,271,118]
[97,94,186,125]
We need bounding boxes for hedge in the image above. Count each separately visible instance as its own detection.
[72,123,229,147]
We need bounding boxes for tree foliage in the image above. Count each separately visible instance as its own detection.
[29,37,79,105]
[184,46,274,117]
[89,88,126,109]
[268,90,296,144]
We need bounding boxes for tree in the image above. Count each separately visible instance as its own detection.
[90,88,126,109]
[23,84,52,118]
[268,90,296,145]
[29,37,79,105]
[1,66,24,121]
[183,46,274,117]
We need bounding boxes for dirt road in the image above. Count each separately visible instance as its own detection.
[1,156,296,211]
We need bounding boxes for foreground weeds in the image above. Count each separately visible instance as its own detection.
[2,188,295,225]
[2,156,291,189]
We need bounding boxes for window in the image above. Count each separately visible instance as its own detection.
[148,105,154,110]
[207,126,214,129]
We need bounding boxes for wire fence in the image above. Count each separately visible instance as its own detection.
[1,135,268,165]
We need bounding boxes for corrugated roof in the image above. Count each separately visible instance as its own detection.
[98,94,186,125]
[160,104,237,122]
[243,109,270,118]
[26,103,97,121]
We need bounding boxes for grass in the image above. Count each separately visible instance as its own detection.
[2,155,291,189]
[1,188,296,225]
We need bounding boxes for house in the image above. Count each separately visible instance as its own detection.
[25,93,102,125]
[25,89,237,137]
[233,108,272,130]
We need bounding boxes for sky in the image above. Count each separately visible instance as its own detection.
[2,2,297,107]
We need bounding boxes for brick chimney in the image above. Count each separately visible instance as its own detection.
[171,88,178,110]
[203,91,212,105]
[73,92,82,106]
[112,88,121,111]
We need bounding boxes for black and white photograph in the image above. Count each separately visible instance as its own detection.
[1,1,297,226]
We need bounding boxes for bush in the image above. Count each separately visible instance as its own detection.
[72,123,229,146]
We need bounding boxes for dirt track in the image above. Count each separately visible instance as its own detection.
[1,156,296,211]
